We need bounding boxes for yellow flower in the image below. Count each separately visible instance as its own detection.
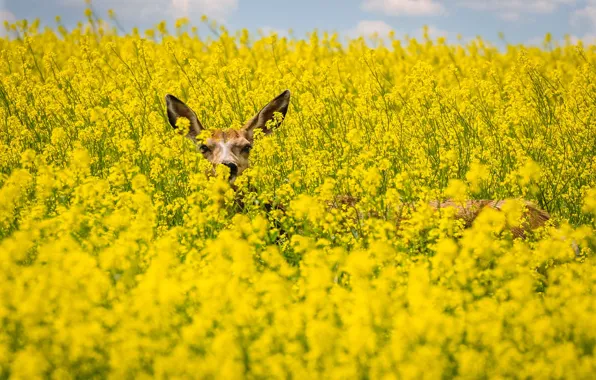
[466,162,489,193]
[0,14,594,379]
[582,188,596,215]
[445,178,468,203]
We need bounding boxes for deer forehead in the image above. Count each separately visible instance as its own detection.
[206,129,250,152]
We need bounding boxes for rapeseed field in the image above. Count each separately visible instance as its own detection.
[1,11,595,379]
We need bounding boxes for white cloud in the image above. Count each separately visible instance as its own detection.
[0,0,13,21]
[0,9,16,37]
[362,0,445,16]
[348,20,395,38]
[526,0,596,47]
[527,33,596,46]
[458,0,575,21]
[362,0,578,21]
[60,0,238,22]
[409,25,468,43]
[527,35,547,45]
[458,0,574,13]
[0,10,15,23]
[418,25,448,39]
[346,21,457,44]
[257,26,289,38]
[173,0,238,20]
[568,34,596,44]
[499,12,520,21]
[570,1,596,43]
[572,2,596,27]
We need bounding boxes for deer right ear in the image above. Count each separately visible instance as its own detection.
[242,90,291,141]
[165,94,204,139]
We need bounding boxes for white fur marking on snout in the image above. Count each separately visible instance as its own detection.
[218,141,235,164]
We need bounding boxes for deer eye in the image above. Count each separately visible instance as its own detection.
[199,144,210,153]
[241,145,252,154]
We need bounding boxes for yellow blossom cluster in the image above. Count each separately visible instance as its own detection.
[1,12,595,379]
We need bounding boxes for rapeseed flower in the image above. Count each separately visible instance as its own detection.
[0,11,594,379]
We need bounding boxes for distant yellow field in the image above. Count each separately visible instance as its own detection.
[1,13,595,379]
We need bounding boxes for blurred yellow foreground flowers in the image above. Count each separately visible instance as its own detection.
[1,12,595,379]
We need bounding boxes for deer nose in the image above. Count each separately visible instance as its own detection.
[222,162,238,176]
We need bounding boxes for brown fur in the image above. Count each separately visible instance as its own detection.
[328,196,550,238]
[429,199,550,238]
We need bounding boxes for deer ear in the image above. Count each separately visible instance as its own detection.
[242,90,290,140]
[165,94,204,139]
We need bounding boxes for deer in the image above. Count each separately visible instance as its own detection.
[165,90,290,185]
[164,90,579,254]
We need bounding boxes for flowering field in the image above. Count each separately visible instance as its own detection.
[1,13,596,379]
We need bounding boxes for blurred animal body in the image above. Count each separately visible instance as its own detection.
[429,199,551,238]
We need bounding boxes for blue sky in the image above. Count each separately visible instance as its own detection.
[1,0,596,45]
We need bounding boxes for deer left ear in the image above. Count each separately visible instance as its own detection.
[242,90,290,140]
[165,94,204,140]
